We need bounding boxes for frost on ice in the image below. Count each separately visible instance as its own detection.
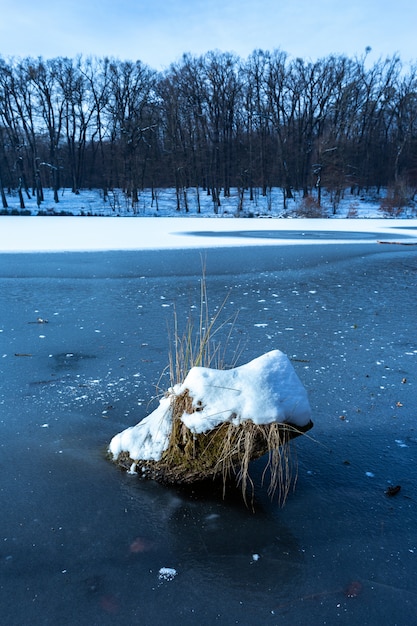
[158,567,177,581]
[108,349,313,498]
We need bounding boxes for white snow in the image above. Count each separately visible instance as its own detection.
[109,395,173,461]
[108,350,312,463]
[177,350,311,430]
[1,214,417,252]
[158,567,177,581]
[2,186,417,220]
[1,187,417,253]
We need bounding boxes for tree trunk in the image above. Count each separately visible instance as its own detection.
[0,170,8,209]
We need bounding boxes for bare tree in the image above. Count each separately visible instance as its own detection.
[0,49,416,209]
[106,60,158,210]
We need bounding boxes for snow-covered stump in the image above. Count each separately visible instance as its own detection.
[108,350,313,503]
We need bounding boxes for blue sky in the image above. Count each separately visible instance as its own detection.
[1,0,416,68]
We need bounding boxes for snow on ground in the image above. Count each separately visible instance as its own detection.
[3,214,417,252]
[108,350,312,464]
[1,186,417,252]
[2,186,416,219]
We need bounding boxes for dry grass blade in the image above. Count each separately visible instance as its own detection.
[167,262,239,386]
[113,264,313,508]
[213,420,306,507]
[113,386,312,506]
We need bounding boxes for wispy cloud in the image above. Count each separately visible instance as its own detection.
[1,0,415,67]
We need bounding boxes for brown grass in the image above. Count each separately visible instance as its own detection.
[115,387,313,507]
[167,262,239,387]
[112,264,313,507]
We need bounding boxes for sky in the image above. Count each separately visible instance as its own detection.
[1,0,416,69]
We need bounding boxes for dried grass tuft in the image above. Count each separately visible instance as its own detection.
[167,261,239,387]
[115,386,312,507]
[213,418,311,507]
[113,264,313,507]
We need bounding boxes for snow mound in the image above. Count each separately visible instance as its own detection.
[109,349,311,463]
[108,396,173,462]
[177,349,311,431]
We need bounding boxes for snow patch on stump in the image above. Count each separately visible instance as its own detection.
[177,349,311,431]
[108,350,312,492]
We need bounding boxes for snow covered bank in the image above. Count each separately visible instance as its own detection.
[2,186,416,219]
[1,215,417,253]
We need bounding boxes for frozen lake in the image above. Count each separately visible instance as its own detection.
[1,228,417,624]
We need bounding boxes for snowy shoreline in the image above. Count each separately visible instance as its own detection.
[1,215,417,253]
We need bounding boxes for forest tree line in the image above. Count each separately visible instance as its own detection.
[0,49,416,211]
